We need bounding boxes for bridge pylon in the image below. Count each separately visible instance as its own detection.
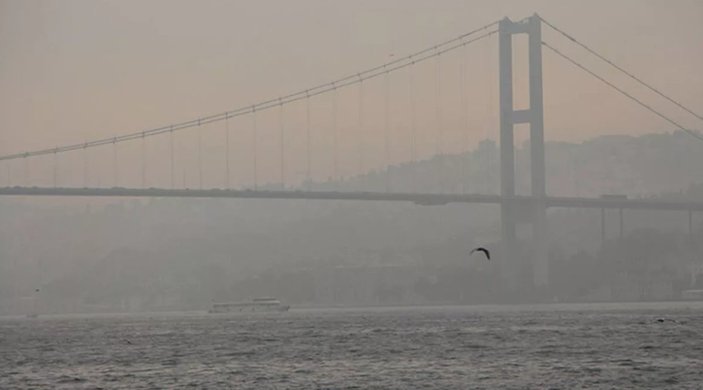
[498,14,548,289]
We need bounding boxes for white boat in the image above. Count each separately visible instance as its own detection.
[208,297,290,313]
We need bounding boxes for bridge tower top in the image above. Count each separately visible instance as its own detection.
[498,14,545,200]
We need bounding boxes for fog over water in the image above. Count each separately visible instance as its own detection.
[1,0,703,388]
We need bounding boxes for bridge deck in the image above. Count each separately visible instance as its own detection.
[1,187,702,211]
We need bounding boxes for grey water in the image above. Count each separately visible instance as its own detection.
[2,302,703,389]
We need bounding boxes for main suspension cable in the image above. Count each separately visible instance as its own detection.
[542,40,703,142]
[540,16,703,123]
[0,23,498,163]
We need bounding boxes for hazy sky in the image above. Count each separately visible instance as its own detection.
[1,0,702,188]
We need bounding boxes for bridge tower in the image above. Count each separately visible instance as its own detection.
[498,14,549,288]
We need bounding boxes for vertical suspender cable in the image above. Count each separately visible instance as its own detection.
[197,118,203,190]
[252,107,258,190]
[435,51,443,192]
[112,139,118,188]
[306,92,311,191]
[82,145,88,187]
[409,60,417,192]
[170,126,175,189]
[279,101,285,190]
[53,151,58,188]
[384,69,391,193]
[141,132,146,188]
[435,51,443,157]
[332,85,338,187]
[23,156,28,187]
[460,44,469,194]
[357,78,364,181]
[225,117,230,189]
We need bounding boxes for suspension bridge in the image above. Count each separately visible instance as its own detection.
[2,14,702,287]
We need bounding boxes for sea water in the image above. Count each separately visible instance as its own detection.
[1,302,702,389]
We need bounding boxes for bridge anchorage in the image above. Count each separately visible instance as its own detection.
[1,13,702,291]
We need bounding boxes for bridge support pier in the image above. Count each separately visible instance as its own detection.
[499,14,548,289]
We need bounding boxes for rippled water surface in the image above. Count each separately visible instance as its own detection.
[2,302,703,389]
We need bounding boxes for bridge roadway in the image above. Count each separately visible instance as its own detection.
[1,187,703,211]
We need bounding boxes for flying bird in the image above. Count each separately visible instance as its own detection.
[471,247,491,260]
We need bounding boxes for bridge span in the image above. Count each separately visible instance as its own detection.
[2,14,701,288]
[2,186,702,212]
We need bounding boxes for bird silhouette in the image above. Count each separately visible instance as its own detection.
[470,247,491,260]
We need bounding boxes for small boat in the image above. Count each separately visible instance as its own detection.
[208,297,290,313]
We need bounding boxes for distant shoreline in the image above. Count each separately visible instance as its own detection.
[3,300,703,320]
